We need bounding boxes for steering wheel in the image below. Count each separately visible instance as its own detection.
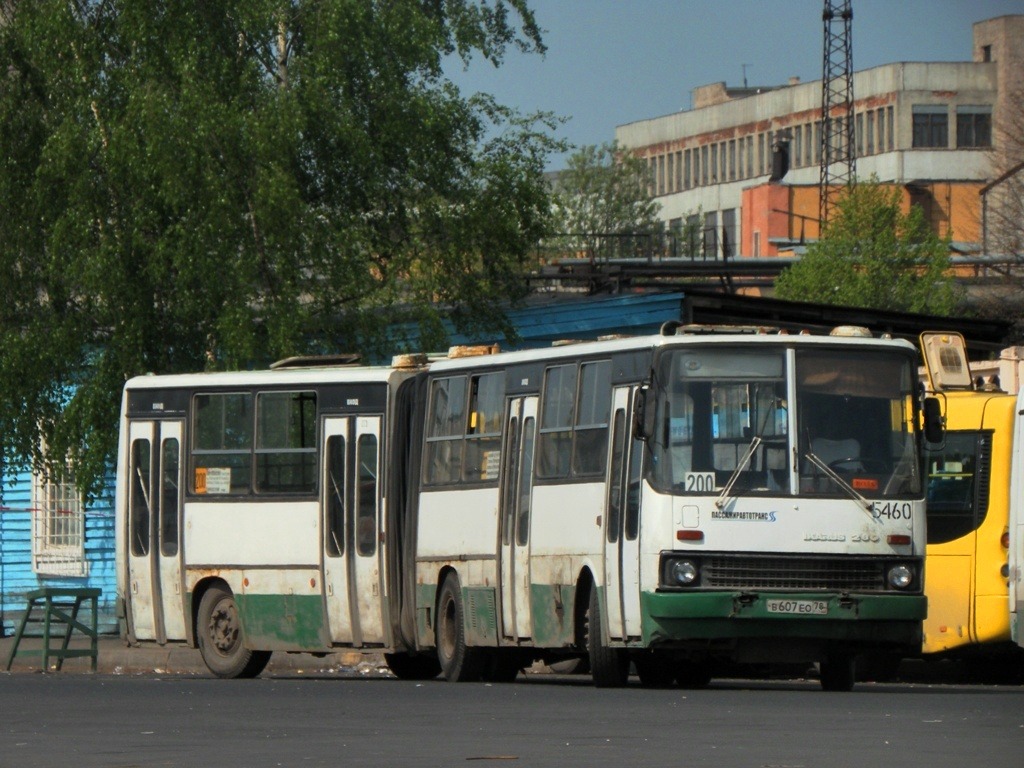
[828,457,862,471]
[829,458,888,473]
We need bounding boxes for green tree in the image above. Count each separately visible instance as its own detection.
[549,141,662,260]
[775,181,961,315]
[0,0,561,493]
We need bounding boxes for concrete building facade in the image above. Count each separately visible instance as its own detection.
[615,15,1022,259]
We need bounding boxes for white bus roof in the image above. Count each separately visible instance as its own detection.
[123,329,917,389]
[124,364,408,391]
[425,330,917,373]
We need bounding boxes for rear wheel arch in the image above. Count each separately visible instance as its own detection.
[190,577,231,647]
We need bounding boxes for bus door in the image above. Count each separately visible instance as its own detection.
[603,387,643,640]
[125,419,186,643]
[322,415,386,646]
[499,396,538,641]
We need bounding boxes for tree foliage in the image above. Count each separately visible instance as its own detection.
[549,142,661,259]
[774,181,961,315]
[0,0,561,493]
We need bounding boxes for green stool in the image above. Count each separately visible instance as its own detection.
[5,587,101,672]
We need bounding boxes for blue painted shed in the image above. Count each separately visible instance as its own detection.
[1,468,118,636]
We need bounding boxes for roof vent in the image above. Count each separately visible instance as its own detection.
[270,354,361,369]
[392,353,429,369]
[829,326,872,338]
[447,344,500,359]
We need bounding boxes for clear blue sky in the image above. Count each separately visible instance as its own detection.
[445,0,1024,170]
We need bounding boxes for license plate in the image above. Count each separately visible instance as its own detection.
[765,599,828,615]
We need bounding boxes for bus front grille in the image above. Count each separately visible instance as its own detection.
[702,555,886,591]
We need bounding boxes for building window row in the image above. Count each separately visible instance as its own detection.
[912,104,992,149]
[645,100,990,198]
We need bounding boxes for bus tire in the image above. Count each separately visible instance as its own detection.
[586,587,628,687]
[436,573,483,682]
[819,654,856,692]
[384,652,441,681]
[196,585,271,679]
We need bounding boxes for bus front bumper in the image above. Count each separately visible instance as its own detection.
[641,590,926,646]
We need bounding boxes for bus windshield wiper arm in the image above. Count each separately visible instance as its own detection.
[715,436,761,509]
[805,452,873,514]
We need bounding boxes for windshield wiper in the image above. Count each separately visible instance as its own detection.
[804,452,874,515]
[715,436,762,509]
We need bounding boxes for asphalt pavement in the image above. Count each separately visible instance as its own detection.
[1,633,386,676]
[3,632,1017,685]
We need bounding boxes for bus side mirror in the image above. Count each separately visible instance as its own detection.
[923,397,943,444]
[633,386,656,441]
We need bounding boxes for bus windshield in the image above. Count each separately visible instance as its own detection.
[647,346,921,499]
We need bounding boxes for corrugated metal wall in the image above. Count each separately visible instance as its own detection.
[1,468,118,636]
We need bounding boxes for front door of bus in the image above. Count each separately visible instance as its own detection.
[125,419,186,643]
[500,396,537,641]
[322,416,385,646]
[603,387,642,640]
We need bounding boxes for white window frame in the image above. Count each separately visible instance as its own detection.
[31,467,88,577]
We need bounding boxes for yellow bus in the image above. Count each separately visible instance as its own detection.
[919,332,1022,679]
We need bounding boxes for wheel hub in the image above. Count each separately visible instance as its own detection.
[209,599,239,654]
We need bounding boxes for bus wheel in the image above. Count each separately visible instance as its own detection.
[585,588,628,687]
[196,585,271,679]
[819,654,856,692]
[436,574,483,682]
[384,652,441,681]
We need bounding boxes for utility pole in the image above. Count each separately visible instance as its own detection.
[819,0,856,230]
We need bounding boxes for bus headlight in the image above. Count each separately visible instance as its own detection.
[670,559,699,586]
[887,564,914,589]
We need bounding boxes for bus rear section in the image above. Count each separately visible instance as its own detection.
[114,364,426,679]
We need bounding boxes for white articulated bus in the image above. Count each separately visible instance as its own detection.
[116,325,932,690]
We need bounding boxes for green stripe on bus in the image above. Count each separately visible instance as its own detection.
[235,593,328,651]
[530,583,577,647]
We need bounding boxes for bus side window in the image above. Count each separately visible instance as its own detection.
[572,361,612,476]
[463,372,505,482]
[925,431,989,544]
[425,376,467,485]
[538,364,576,479]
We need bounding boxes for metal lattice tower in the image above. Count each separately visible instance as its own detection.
[819,0,856,229]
